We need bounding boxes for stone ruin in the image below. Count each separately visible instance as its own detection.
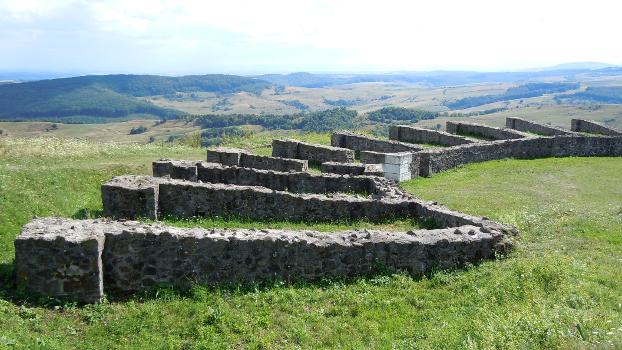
[14,117,622,303]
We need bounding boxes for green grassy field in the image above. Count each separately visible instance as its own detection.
[0,137,621,349]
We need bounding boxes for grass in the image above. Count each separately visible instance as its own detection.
[1,137,621,349]
[217,130,331,155]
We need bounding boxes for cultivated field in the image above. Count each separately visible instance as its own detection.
[0,136,620,349]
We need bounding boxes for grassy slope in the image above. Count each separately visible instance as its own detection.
[0,138,621,349]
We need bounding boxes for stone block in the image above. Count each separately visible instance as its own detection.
[152,160,199,181]
[101,175,161,220]
[15,218,105,303]
[362,164,384,177]
[207,147,248,166]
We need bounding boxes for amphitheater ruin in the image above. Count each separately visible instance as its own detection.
[15,118,622,303]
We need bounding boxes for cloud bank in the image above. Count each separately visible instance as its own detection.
[0,0,620,74]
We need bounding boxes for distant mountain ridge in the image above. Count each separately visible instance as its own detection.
[0,74,271,121]
[256,65,622,88]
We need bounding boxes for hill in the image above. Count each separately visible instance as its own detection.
[0,74,272,121]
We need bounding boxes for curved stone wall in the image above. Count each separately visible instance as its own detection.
[16,217,510,303]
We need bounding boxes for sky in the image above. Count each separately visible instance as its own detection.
[1,0,621,75]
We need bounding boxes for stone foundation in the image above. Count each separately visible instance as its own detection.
[272,139,355,163]
[320,162,384,177]
[446,121,529,140]
[418,135,622,176]
[102,174,514,233]
[506,117,573,136]
[331,131,424,152]
[571,119,622,136]
[207,147,308,172]
[21,120,622,303]
[389,125,474,146]
[154,160,386,195]
[15,218,510,301]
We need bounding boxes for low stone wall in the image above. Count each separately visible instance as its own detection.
[102,175,412,222]
[102,175,517,232]
[446,121,529,140]
[320,162,384,177]
[571,119,622,136]
[240,153,308,172]
[331,131,423,153]
[15,217,510,301]
[506,117,573,136]
[153,160,382,195]
[417,135,622,176]
[389,125,474,146]
[272,139,355,163]
[157,180,415,222]
[207,147,308,172]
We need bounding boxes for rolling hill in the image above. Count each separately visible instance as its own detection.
[0,74,272,121]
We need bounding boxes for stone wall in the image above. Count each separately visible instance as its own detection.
[157,180,415,223]
[331,131,423,153]
[417,135,622,176]
[506,117,573,136]
[15,217,510,300]
[153,160,382,195]
[272,139,355,163]
[207,147,308,172]
[389,125,474,146]
[320,162,383,177]
[571,119,622,136]
[103,174,514,233]
[446,121,529,140]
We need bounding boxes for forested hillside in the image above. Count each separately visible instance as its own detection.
[0,74,272,121]
[444,82,580,109]
[555,86,622,104]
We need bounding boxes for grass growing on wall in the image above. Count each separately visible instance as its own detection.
[0,137,621,349]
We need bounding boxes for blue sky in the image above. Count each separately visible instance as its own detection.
[1,0,620,75]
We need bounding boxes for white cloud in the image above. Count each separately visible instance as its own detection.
[0,0,620,73]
